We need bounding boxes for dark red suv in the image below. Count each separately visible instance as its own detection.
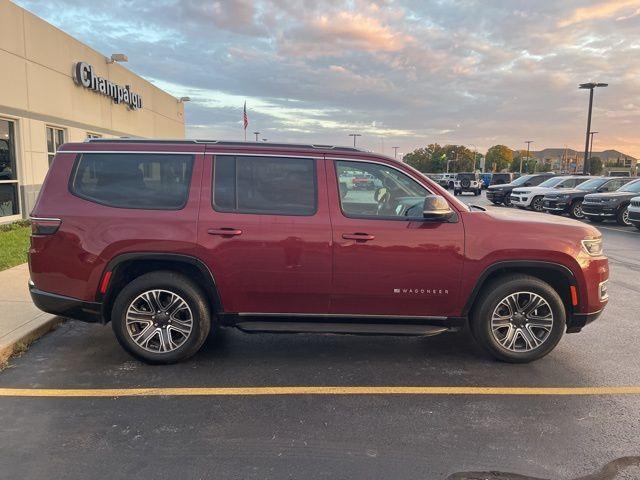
[29,139,609,364]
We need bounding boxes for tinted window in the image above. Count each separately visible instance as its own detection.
[336,160,429,219]
[603,178,631,192]
[529,175,553,186]
[70,153,194,209]
[213,156,316,215]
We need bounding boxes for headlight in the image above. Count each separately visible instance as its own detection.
[581,238,603,256]
[557,194,570,199]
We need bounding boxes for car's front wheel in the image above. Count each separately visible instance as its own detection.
[617,205,631,226]
[569,200,584,219]
[470,274,565,363]
[111,271,211,364]
[530,196,544,212]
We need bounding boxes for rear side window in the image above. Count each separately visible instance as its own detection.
[70,153,194,209]
[213,155,316,216]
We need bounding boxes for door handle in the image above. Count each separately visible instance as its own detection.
[207,228,243,236]
[342,233,375,241]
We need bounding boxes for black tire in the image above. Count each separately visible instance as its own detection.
[587,217,603,223]
[111,271,211,364]
[616,205,631,226]
[470,274,566,363]
[530,196,544,212]
[454,190,460,196]
[503,194,512,207]
[569,200,584,219]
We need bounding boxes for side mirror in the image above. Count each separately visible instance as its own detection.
[423,195,454,221]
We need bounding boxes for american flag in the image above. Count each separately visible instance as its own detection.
[243,101,248,130]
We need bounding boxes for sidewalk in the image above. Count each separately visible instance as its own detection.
[0,263,62,365]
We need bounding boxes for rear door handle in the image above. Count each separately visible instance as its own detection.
[207,228,243,236]
[342,233,375,241]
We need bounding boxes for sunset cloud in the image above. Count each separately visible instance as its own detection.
[14,0,640,158]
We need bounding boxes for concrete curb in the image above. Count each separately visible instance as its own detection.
[0,314,64,367]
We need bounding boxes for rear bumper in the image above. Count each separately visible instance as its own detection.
[29,282,103,323]
[566,309,604,333]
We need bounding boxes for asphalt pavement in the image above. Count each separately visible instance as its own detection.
[1,192,639,480]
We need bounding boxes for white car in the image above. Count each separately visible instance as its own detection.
[511,176,589,212]
[629,196,640,231]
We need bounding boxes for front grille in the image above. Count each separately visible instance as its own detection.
[631,200,640,207]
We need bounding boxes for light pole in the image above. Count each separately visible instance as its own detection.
[392,146,399,158]
[521,140,533,173]
[253,131,260,141]
[589,131,598,163]
[579,82,608,174]
[348,133,362,147]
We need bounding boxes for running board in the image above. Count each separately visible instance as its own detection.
[234,321,450,336]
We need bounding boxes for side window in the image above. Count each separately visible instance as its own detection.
[561,178,577,188]
[335,160,429,219]
[530,176,547,186]
[70,153,194,209]
[213,155,316,216]
[601,180,620,192]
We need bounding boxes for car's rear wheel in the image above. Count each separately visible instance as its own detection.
[111,271,211,364]
[617,205,631,226]
[470,275,565,363]
[531,196,544,212]
[569,200,584,219]
[503,194,512,207]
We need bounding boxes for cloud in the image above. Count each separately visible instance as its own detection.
[12,0,640,158]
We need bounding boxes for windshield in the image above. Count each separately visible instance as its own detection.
[537,177,565,188]
[510,175,535,186]
[618,180,640,193]
[577,178,606,190]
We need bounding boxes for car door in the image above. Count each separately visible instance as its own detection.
[197,152,332,314]
[327,158,465,318]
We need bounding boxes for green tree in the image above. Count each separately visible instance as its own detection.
[511,150,539,173]
[485,145,513,172]
[588,157,603,175]
[442,145,475,172]
[404,144,447,172]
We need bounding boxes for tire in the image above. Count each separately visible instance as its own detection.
[474,189,480,196]
[111,271,211,364]
[448,181,454,189]
[569,200,584,219]
[616,205,631,226]
[503,194,512,207]
[530,196,544,212]
[470,274,566,363]
[454,190,460,196]
[587,217,603,223]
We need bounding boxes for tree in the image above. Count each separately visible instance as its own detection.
[442,145,475,172]
[588,156,603,175]
[404,143,447,173]
[511,150,539,173]
[485,145,513,172]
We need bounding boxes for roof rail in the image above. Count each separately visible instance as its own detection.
[85,138,368,152]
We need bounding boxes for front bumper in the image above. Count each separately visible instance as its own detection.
[510,195,530,207]
[628,208,640,225]
[29,282,103,323]
[582,203,617,217]
[486,190,507,203]
[543,199,570,212]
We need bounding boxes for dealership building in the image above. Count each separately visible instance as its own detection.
[0,0,186,222]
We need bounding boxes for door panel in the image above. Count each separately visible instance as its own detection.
[328,159,465,317]
[197,153,332,314]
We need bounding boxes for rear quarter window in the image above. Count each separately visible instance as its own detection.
[69,153,194,210]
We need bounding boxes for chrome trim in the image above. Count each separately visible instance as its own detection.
[237,312,448,320]
[29,216,61,222]
[599,280,609,301]
[58,150,199,155]
[206,152,320,159]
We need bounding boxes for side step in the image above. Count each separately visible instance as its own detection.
[234,321,450,336]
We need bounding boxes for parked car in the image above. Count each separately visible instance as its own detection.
[628,197,640,230]
[29,139,609,364]
[511,176,589,212]
[543,177,634,219]
[490,173,513,186]
[582,178,640,226]
[438,173,457,189]
[480,173,492,189]
[453,172,482,196]
[486,173,556,206]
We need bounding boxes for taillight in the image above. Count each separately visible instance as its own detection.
[30,217,62,235]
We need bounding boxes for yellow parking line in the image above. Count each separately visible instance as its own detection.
[1,386,640,397]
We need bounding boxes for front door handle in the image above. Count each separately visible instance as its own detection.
[207,228,243,236]
[342,233,375,241]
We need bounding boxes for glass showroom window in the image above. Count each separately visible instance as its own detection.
[46,126,65,166]
[0,118,20,218]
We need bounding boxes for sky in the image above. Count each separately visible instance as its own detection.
[16,0,640,158]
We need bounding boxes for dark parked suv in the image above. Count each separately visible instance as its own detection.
[486,173,555,206]
[543,177,633,219]
[582,178,640,226]
[29,140,609,364]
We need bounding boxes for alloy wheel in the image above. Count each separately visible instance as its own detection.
[622,208,630,225]
[125,289,194,353]
[532,197,544,212]
[490,291,554,352]
[572,201,584,219]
